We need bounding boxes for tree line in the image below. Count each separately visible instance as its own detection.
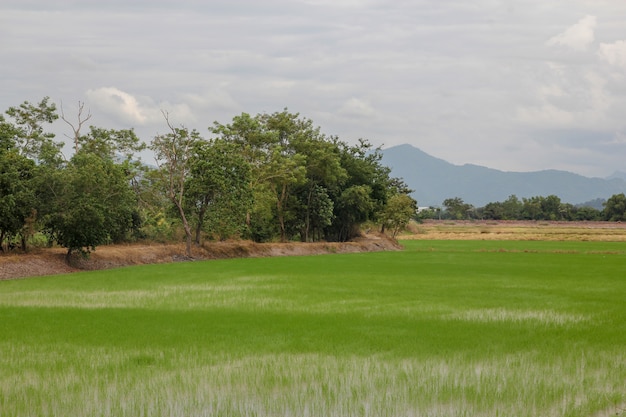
[0,97,417,261]
[419,194,626,221]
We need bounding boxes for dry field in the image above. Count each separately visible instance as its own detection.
[403,220,626,241]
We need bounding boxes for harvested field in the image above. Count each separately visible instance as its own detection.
[403,220,626,241]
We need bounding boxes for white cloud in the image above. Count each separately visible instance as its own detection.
[598,40,626,68]
[547,15,596,51]
[84,87,218,129]
[338,98,376,119]
[85,87,148,125]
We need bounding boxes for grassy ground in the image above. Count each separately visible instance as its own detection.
[1,240,625,416]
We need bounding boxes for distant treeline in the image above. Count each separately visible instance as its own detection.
[419,194,626,221]
[0,98,417,260]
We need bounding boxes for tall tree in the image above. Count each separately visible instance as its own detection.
[150,113,200,257]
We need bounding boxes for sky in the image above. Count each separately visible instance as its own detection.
[2,0,626,178]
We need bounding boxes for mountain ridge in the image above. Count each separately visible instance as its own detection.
[381,144,626,207]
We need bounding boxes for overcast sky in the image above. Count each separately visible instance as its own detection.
[2,0,626,177]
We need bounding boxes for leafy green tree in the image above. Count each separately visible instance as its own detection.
[151,115,201,257]
[521,196,543,220]
[603,193,626,221]
[211,110,309,242]
[333,185,374,241]
[541,195,562,220]
[0,149,36,250]
[290,133,346,241]
[573,205,601,221]
[324,139,391,241]
[45,152,136,263]
[5,97,63,164]
[443,197,474,220]
[78,126,146,162]
[380,193,418,237]
[186,139,252,242]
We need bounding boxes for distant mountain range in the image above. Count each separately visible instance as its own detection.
[381,144,626,207]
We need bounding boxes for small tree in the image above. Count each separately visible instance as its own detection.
[380,193,418,238]
[46,153,136,263]
[443,197,474,220]
[603,193,626,221]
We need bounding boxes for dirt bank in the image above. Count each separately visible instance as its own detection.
[0,233,401,280]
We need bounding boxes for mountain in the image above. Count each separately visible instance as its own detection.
[606,171,626,181]
[381,144,626,207]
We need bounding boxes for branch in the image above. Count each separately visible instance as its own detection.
[60,101,92,153]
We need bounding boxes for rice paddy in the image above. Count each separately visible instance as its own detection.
[1,240,625,416]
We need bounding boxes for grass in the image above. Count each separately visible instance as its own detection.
[1,240,625,416]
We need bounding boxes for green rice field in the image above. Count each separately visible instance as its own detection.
[1,240,625,416]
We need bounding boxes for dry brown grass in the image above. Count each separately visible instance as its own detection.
[0,233,401,280]
[401,220,626,241]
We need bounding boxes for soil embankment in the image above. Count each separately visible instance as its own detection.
[0,233,400,280]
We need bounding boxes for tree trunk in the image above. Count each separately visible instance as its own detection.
[174,200,193,258]
[65,248,73,265]
[277,183,288,242]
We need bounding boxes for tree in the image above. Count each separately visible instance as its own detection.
[45,152,136,263]
[186,139,252,243]
[211,110,308,242]
[443,197,474,220]
[5,97,63,164]
[150,113,200,257]
[290,134,346,241]
[60,101,92,153]
[0,149,36,251]
[603,193,626,221]
[380,193,418,238]
[324,139,391,241]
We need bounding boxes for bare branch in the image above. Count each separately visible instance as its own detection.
[60,101,92,153]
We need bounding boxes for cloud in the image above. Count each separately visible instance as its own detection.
[547,15,596,51]
[337,98,376,119]
[85,87,148,125]
[85,87,227,129]
[598,40,626,68]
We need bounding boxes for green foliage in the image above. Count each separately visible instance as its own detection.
[0,150,36,248]
[5,97,63,164]
[603,193,626,221]
[78,126,146,162]
[479,194,603,221]
[150,119,202,256]
[380,193,417,237]
[443,197,475,219]
[186,139,252,242]
[44,152,137,260]
[212,111,395,242]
